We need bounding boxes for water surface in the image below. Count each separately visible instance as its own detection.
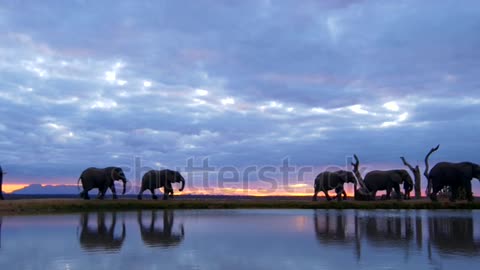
[0,209,479,269]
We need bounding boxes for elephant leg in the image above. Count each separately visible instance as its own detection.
[393,185,401,200]
[150,189,158,200]
[336,190,343,202]
[163,187,173,200]
[322,189,332,201]
[80,188,91,200]
[312,186,319,201]
[166,187,174,199]
[371,190,377,201]
[465,181,473,202]
[385,188,392,200]
[110,185,118,199]
[98,187,106,200]
[137,188,145,200]
[334,186,344,201]
[429,184,442,201]
[162,185,173,200]
[449,186,458,202]
[342,190,347,200]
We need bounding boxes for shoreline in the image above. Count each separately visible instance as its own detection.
[1,198,480,215]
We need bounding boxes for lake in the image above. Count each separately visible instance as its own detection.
[0,209,479,269]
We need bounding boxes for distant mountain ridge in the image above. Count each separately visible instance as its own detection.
[12,184,80,195]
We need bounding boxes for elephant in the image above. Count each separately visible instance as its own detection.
[362,169,414,200]
[78,212,126,252]
[426,162,480,202]
[137,169,185,200]
[78,167,127,200]
[0,165,5,200]
[424,144,479,202]
[137,210,185,247]
[312,170,356,201]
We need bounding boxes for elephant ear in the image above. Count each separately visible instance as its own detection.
[390,171,404,184]
[336,170,350,182]
[458,163,474,180]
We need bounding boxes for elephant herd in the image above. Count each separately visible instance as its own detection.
[314,144,480,202]
[77,168,185,200]
[0,144,478,202]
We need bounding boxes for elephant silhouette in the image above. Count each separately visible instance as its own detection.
[78,212,126,252]
[428,216,480,255]
[137,210,185,248]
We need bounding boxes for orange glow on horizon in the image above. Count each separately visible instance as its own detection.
[2,184,30,193]
[0,183,359,197]
[179,189,356,197]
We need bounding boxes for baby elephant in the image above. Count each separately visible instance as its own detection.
[137,170,185,200]
[312,170,356,201]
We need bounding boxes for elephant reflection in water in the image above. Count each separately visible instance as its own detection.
[138,210,185,247]
[362,215,414,246]
[428,216,480,255]
[314,212,421,261]
[78,212,126,252]
[314,211,362,260]
[0,216,2,249]
[314,211,358,244]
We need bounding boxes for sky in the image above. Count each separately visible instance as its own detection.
[0,0,479,195]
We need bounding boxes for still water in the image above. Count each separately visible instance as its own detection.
[0,209,479,269]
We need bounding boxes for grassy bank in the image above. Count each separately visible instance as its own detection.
[1,198,480,214]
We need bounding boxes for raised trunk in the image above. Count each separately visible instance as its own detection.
[179,179,185,192]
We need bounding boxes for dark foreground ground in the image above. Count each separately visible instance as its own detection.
[1,195,480,214]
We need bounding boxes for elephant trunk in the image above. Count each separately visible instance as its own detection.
[122,179,127,195]
[179,178,185,192]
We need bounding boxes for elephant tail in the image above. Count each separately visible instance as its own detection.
[77,177,82,191]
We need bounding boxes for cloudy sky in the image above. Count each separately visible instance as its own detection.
[1,0,479,195]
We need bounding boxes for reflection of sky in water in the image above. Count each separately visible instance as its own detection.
[0,210,479,269]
